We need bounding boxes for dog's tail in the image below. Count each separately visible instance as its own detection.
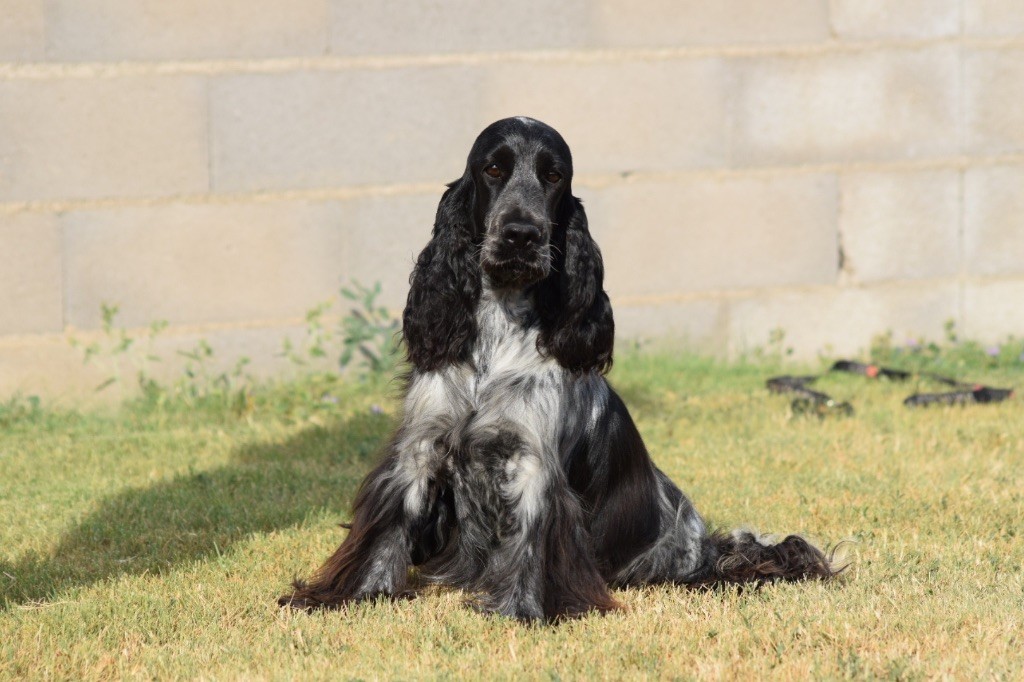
[692,529,842,587]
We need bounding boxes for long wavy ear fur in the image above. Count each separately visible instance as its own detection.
[536,196,614,374]
[403,175,481,371]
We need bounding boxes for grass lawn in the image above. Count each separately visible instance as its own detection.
[2,351,1022,680]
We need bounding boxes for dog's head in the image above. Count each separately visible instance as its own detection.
[465,117,573,289]
[403,117,613,374]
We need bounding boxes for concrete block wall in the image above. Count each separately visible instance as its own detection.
[2,1,1023,398]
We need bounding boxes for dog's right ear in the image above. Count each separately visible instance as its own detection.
[402,173,481,372]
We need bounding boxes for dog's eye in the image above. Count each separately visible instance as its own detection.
[484,164,502,179]
[544,171,562,184]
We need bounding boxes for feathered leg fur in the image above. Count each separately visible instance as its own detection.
[278,448,416,610]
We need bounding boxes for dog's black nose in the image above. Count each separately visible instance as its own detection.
[502,223,542,249]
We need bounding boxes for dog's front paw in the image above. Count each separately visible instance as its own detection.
[278,586,418,612]
[467,595,544,623]
[277,592,341,612]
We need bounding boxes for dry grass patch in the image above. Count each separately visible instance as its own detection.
[2,353,1022,679]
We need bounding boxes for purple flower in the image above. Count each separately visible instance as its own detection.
[370,404,384,415]
[986,345,1000,358]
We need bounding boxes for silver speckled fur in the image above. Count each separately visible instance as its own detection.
[356,280,708,619]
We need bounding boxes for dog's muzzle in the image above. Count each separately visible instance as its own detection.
[482,220,551,288]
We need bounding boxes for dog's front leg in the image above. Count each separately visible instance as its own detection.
[464,432,549,622]
[464,430,617,622]
[460,370,619,621]
[279,371,464,611]
[277,443,422,610]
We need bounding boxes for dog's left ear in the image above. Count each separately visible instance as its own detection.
[536,196,614,374]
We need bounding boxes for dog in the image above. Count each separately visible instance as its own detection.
[278,117,836,621]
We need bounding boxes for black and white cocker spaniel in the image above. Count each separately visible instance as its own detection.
[279,117,837,621]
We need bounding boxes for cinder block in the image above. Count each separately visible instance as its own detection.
[480,59,729,174]
[0,212,63,335]
[0,77,208,202]
[46,0,329,60]
[613,298,728,354]
[330,0,589,55]
[965,0,1024,37]
[838,169,960,283]
[342,192,440,312]
[329,0,828,54]
[62,201,347,329]
[731,48,960,165]
[209,68,480,192]
[728,282,959,358]
[964,165,1024,277]
[0,0,45,60]
[584,174,838,298]
[962,279,1024,342]
[590,0,829,47]
[965,48,1024,155]
[828,0,959,39]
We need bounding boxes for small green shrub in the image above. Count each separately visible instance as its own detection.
[281,280,400,378]
[64,280,399,417]
[338,281,401,375]
[172,339,254,414]
[69,303,167,395]
[0,393,42,427]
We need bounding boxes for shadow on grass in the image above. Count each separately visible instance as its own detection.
[0,411,394,609]
[1,371,686,611]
